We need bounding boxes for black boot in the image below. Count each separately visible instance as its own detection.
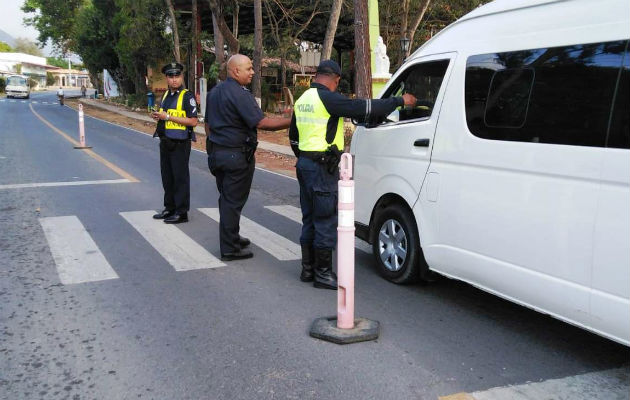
[300,244,315,282]
[314,248,337,290]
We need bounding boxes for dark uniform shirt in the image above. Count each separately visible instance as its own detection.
[154,86,198,141]
[205,77,264,149]
[288,82,404,153]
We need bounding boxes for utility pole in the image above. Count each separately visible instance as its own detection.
[252,0,262,103]
[353,0,372,98]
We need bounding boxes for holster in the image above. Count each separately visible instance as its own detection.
[245,141,258,163]
[324,145,342,174]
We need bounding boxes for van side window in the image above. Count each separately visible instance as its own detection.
[606,41,630,149]
[465,40,627,147]
[378,60,449,124]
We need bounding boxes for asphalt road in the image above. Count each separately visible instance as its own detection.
[1,90,628,400]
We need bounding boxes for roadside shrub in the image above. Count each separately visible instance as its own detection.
[0,77,5,93]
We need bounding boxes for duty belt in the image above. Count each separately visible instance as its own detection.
[300,151,326,162]
[208,142,248,153]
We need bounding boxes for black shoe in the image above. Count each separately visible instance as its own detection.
[164,213,188,224]
[153,209,175,219]
[221,249,253,261]
[313,248,337,290]
[239,237,251,248]
[300,244,315,282]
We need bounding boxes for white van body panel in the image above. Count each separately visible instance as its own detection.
[351,0,629,345]
[353,52,456,224]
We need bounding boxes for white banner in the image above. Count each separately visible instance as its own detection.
[103,69,119,98]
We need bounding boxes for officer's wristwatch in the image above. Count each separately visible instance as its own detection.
[165,114,170,121]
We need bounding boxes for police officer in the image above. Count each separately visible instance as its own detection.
[289,60,416,289]
[151,62,198,224]
[205,54,290,261]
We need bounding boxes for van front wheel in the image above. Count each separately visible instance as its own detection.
[372,204,420,284]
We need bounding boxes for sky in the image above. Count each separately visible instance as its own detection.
[1,0,56,57]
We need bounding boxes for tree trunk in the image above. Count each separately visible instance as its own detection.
[212,13,225,74]
[321,0,343,60]
[252,0,262,99]
[405,0,431,58]
[353,0,371,98]
[192,0,199,93]
[207,0,240,55]
[165,0,181,63]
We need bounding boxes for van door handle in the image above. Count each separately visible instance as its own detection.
[414,139,430,147]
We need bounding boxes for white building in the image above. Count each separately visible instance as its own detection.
[0,52,48,88]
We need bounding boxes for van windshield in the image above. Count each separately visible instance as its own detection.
[7,77,27,86]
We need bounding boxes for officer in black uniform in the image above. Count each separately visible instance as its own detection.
[289,60,417,289]
[205,54,290,261]
[151,62,198,224]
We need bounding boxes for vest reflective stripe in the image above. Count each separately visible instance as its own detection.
[160,89,189,140]
[294,88,344,151]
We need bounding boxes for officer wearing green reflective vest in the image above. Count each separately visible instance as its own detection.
[151,62,198,224]
[288,59,417,290]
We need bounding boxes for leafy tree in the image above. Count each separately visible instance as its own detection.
[22,0,86,52]
[47,56,69,68]
[46,71,55,86]
[12,38,44,56]
[114,0,169,94]
[0,77,6,93]
[0,41,12,52]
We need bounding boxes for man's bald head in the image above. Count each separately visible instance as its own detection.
[227,54,254,86]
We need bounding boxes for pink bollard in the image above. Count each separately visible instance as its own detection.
[309,152,379,344]
[74,103,92,149]
[337,153,355,329]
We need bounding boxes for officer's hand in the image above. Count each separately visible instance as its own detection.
[151,111,163,121]
[402,93,417,107]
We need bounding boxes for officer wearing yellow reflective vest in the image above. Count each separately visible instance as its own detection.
[289,60,417,289]
[151,62,198,224]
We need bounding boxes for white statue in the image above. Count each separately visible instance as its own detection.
[373,36,391,78]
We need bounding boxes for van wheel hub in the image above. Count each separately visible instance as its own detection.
[378,219,408,272]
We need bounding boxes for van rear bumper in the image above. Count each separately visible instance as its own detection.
[355,222,370,243]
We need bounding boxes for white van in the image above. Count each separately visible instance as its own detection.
[5,74,30,99]
[350,0,629,345]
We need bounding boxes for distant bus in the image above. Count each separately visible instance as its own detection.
[5,75,30,99]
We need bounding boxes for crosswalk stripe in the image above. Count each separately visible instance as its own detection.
[198,207,301,261]
[39,216,119,285]
[120,210,225,271]
[264,205,372,254]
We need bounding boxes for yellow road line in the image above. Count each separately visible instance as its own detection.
[439,393,477,400]
[29,103,139,183]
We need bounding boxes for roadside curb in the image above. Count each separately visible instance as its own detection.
[77,98,296,157]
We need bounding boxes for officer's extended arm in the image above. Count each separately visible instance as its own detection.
[319,90,416,121]
[257,117,291,131]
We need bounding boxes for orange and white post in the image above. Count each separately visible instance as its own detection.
[74,103,91,149]
[337,153,355,329]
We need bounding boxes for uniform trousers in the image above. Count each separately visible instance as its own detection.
[208,149,255,254]
[160,138,191,214]
[296,157,339,250]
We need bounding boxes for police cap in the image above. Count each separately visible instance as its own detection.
[161,62,184,76]
[316,60,341,76]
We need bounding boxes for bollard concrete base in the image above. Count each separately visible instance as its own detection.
[309,316,379,344]
[73,146,92,149]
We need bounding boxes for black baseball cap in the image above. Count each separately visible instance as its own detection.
[162,62,184,75]
[316,60,341,76]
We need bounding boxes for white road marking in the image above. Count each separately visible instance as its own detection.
[0,179,131,190]
[120,210,225,271]
[445,366,630,400]
[198,207,301,260]
[39,216,119,285]
[31,101,38,103]
[264,205,372,254]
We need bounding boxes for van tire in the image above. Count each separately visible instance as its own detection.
[371,204,421,284]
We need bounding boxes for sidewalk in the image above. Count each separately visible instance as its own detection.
[78,98,294,157]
